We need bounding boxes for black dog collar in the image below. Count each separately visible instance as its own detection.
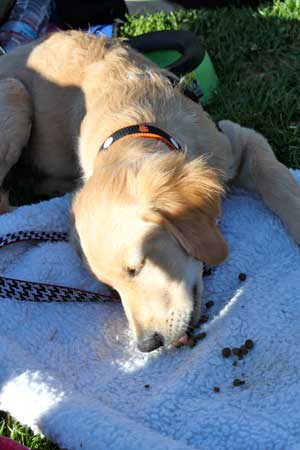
[99,124,182,152]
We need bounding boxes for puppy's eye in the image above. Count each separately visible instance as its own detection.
[126,259,145,277]
[127,267,138,277]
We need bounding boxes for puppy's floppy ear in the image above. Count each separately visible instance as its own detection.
[139,153,228,265]
[160,210,228,265]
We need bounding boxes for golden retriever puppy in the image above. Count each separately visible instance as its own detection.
[0,31,299,351]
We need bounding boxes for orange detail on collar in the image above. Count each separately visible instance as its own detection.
[100,124,182,152]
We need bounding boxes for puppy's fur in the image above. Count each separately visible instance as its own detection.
[1,31,300,351]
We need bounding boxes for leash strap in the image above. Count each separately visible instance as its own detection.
[0,230,68,248]
[0,230,212,303]
[0,230,120,303]
[0,276,119,303]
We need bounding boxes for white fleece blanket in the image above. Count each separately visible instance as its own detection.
[0,173,300,450]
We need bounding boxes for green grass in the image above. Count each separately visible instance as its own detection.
[4,1,300,448]
[0,411,59,449]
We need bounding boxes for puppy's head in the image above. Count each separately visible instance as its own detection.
[71,151,227,352]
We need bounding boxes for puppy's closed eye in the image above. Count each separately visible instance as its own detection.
[127,267,139,277]
[125,259,145,278]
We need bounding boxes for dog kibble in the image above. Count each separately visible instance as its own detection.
[240,345,248,356]
[205,300,214,309]
[245,339,254,349]
[213,386,220,393]
[172,342,184,348]
[188,338,196,348]
[232,347,241,357]
[238,273,247,281]
[233,378,245,387]
[222,347,232,358]
[194,332,207,341]
[199,314,209,324]
[173,342,184,348]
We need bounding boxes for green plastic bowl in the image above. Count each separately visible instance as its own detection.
[145,49,218,104]
[128,30,218,104]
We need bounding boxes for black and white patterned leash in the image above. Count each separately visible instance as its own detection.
[0,230,120,303]
[0,230,213,303]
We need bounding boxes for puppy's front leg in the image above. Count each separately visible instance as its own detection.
[0,78,32,213]
[220,120,300,244]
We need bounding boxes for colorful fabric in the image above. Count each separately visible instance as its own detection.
[0,436,29,450]
[0,0,54,52]
[0,3,115,54]
[88,24,113,38]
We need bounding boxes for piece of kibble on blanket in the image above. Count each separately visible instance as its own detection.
[222,347,232,358]
[205,300,214,309]
[233,379,246,387]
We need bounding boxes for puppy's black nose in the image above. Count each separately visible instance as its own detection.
[137,332,164,352]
